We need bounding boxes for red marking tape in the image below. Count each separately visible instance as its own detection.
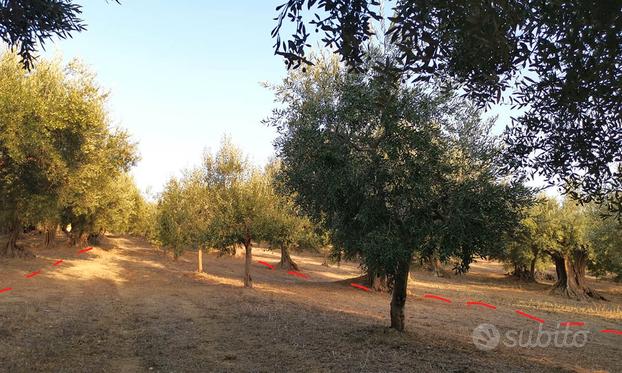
[599,329,622,335]
[351,283,371,292]
[53,259,64,266]
[78,247,93,254]
[24,270,41,279]
[258,261,274,270]
[515,310,544,323]
[466,301,497,310]
[287,270,309,279]
[559,321,585,327]
[423,294,451,303]
[0,287,12,294]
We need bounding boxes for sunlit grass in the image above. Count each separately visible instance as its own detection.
[515,299,622,321]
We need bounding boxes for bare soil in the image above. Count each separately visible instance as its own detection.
[0,234,620,372]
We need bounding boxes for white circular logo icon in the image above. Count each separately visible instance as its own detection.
[472,323,500,351]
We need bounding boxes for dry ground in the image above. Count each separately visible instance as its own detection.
[0,234,620,372]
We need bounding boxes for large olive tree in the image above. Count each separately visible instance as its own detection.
[272,1,622,214]
[0,53,136,255]
[266,55,527,331]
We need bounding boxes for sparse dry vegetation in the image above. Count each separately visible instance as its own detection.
[0,234,620,372]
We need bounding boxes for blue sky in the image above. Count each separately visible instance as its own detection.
[44,1,519,195]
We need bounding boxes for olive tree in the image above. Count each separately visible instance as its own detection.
[272,1,622,213]
[156,177,201,259]
[0,53,135,255]
[265,160,326,271]
[55,70,137,246]
[498,197,558,282]
[588,203,622,282]
[204,139,278,288]
[543,201,607,300]
[266,55,526,330]
[0,0,121,69]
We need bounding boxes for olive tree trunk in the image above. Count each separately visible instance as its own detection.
[44,227,55,248]
[432,256,444,277]
[243,238,253,288]
[529,258,537,281]
[511,263,534,281]
[197,248,203,273]
[549,250,606,300]
[390,260,411,331]
[424,254,444,277]
[321,250,330,267]
[367,269,388,292]
[278,245,299,271]
[1,219,33,258]
[528,245,540,282]
[69,230,81,246]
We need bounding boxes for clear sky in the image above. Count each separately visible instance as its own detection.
[44,1,520,196]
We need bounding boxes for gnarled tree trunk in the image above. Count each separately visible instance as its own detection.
[511,263,534,282]
[424,254,444,277]
[431,256,444,277]
[87,232,101,245]
[278,245,299,271]
[549,250,606,300]
[321,249,331,267]
[69,230,88,247]
[243,238,253,288]
[44,226,55,248]
[0,219,34,258]
[390,260,411,331]
[367,269,389,292]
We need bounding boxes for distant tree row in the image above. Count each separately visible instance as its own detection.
[497,196,622,299]
[0,53,147,256]
[154,137,325,288]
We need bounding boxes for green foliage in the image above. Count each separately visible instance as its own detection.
[52,61,137,241]
[0,52,138,252]
[156,177,196,258]
[93,173,156,237]
[588,205,622,281]
[265,160,326,254]
[502,195,622,283]
[0,0,121,70]
[266,54,528,281]
[272,1,622,213]
[205,145,276,252]
[498,197,558,278]
[0,53,63,230]
[154,136,267,256]
[154,138,325,267]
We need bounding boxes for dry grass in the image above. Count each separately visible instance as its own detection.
[514,299,622,321]
[0,233,620,372]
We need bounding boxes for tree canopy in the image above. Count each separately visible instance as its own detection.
[154,138,323,288]
[0,52,139,256]
[588,203,622,281]
[499,194,622,298]
[496,196,558,281]
[272,0,622,213]
[266,54,529,330]
[1,0,85,69]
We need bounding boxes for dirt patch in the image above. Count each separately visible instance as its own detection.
[0,235,620,372]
